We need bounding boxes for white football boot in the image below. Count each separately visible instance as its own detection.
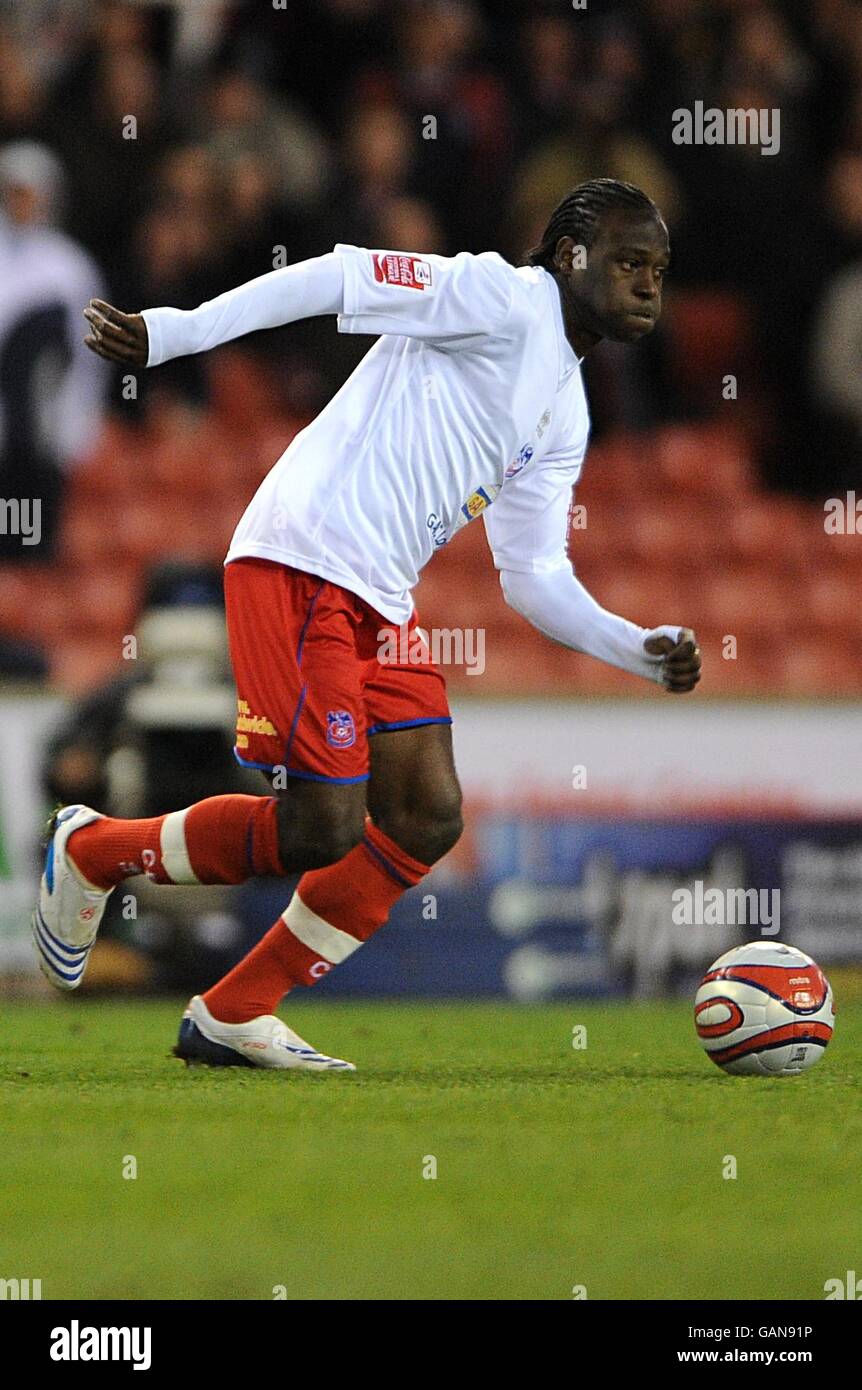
[174,995,356,1072]
[32,804,114,990]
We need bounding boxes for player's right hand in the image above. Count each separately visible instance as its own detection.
[643,626,702,693]
[83,299,149,366]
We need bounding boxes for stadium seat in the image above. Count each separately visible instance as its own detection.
[775,636,852,697]
[700,568,794,639]
[653,423,755,497]
[665,291,753,403]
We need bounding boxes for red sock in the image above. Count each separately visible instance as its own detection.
[203,821,429,1022]
[66,795,283,890]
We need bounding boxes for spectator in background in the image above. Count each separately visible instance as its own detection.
[761,138,862,496]
[334,99,416,249]
[383,0,511,249]
[194,66,332,223]
[0,29,55,145]
[0,140,105,561]
[509,9,583,154]
[508,27,682,268]
[376,193,445,255]
[108,145,228,422]
[809,153,862,493]
[218,150,314,282]
[220,0,391,141]
[41,2,178,287]
[507,13,682,435]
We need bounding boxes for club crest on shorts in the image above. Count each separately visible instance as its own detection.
[326,709,356,749]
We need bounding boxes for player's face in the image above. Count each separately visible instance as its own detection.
[569,211,670,343]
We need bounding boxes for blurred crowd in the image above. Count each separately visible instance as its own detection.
[1,0,861,499]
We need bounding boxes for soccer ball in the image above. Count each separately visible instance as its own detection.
[694,941,834,1076]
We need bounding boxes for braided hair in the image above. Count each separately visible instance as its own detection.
[525,179,663,270]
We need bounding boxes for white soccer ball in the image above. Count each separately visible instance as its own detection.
[694,941,834,1076]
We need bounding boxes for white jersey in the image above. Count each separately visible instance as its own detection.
[143,246,682,684]
[224,245,588,624]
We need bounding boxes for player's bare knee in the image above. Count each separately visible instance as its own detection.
[431,782,464,855]
[377,786,463,865]
[426,806,463,862]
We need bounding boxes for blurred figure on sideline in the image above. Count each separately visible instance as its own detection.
[0,140,105,561]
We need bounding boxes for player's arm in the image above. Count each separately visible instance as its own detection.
[82,253,346,368]
[486,479,701,692]
[501,564,701,691]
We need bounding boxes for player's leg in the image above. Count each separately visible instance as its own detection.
[365,718,463,865]
[177,562,379,1068]
[200,721,462,1034]
[203,620,463,1025]
[276,721,462,985]
[286,721,463,976]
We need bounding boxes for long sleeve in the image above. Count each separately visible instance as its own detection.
[334,243,515,344]
[500,564,680,683]
[141,252,345,367]
[486,464,681,683]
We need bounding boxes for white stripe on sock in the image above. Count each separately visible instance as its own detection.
[281,893,361,964]
[159,808,201,884]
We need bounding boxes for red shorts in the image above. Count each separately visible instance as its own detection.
[224,558,452,784]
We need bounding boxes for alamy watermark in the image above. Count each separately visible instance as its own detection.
[377,624,485,677]
[0,497,40,545]
[671,881,780,935]
[50,1322,151,1370]
[824,492,862,533]
[672,102,780,156]
[1,1276,42,1299]
[824,1271,862,1299]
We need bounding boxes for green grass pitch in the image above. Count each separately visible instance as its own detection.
[1,997,859,1301]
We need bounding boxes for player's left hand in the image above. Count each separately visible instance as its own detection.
[643,626,702,693]
[83,299,149,365]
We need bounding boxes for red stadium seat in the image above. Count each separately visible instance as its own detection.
[699,567,795,640]
[664,291,753,401]
[775,636,853,697]
[653,423,756,498]
[724,496,809,567]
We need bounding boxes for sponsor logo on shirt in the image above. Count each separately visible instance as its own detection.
[427,512,448,547]
[504,443,534,480]
[460,485,499,521]
[326,709,357,748]
[372,253,433,291]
